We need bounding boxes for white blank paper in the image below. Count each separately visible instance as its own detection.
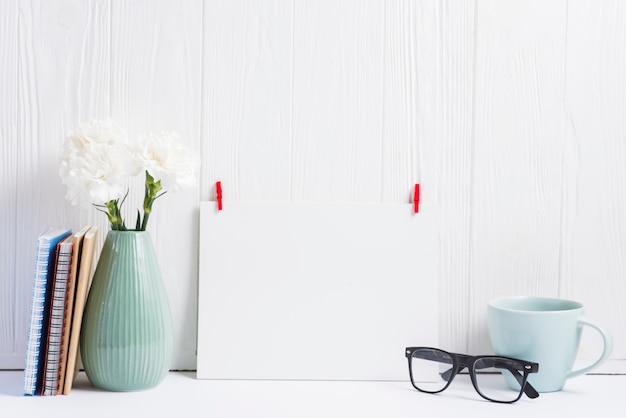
[197,201,439,381]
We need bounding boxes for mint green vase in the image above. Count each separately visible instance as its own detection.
[80,231,173,391]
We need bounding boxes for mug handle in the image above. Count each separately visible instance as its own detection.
[567,316,614,378]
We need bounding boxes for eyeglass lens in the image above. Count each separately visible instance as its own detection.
[410,349,525,402]
[409,348,454,392]
[472,357,524,402]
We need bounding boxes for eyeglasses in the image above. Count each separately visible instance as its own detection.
[405,347,540,403]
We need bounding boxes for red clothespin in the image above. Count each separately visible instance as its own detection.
[413,184,420,213]
[216,181,223,211]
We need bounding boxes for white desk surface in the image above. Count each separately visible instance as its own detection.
[1,371,622,417]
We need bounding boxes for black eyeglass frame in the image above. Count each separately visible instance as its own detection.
[405,347,540,403]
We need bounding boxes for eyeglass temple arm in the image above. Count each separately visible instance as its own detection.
[502,368,539,399]
[522,378,539,399]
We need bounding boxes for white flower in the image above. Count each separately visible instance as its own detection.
[59,120,200,231]
[133,132,199,192]
[61,119,128,155]
[59,119,140,207]
[61,142,140,206]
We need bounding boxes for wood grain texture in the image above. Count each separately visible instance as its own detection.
[562,0,626,365]
[202,0,293,201]
[110,0,203,370]
[9,0,111,369]
[2,0,626,371]
[469,0,567,354]
[433,0,476,354]
[0,0,18,363]
[291,0,383,202]
[381,0,422,203]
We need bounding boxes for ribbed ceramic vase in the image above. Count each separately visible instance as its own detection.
[80,230,173,391]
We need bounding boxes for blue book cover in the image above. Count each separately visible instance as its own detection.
[23,227,71,396]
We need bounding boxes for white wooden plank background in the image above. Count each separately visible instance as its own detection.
[1,0,624,372]
[0,0,18,366]
[468,0,567,353]
[561,0,626,367]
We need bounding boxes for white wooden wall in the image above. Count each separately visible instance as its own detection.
[1,0,624,372]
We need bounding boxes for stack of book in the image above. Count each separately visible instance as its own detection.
[23,226,99,396]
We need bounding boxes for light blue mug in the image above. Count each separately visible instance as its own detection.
[487,296,613,393]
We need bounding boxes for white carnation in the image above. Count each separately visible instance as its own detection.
[58,119,199,231]
[62,118,127,154]
[59,119,140,207]
[133,132,199,192]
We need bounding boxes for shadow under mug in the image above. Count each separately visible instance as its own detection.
[487,296,613,393]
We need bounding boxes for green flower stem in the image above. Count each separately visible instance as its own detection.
[105,199,126,231]
[97,173,167,231]
[140,171,165,231]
